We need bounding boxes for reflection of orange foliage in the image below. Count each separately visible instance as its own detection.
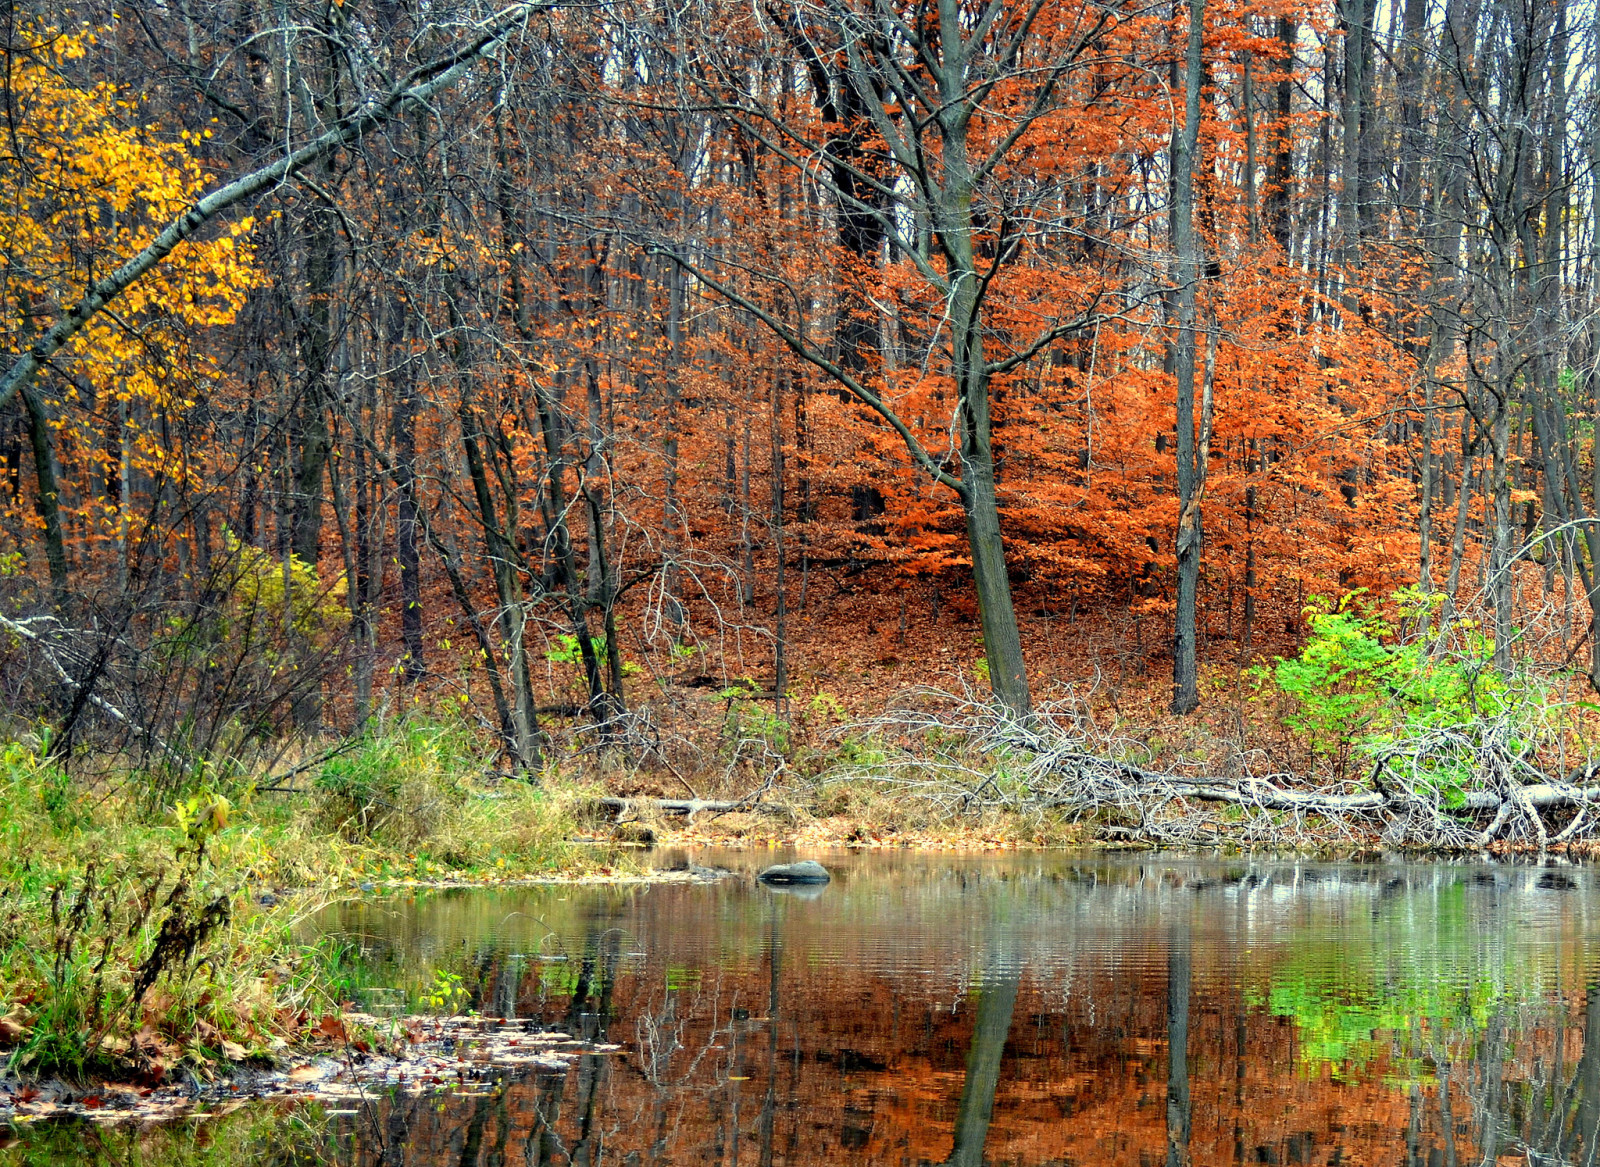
[349,967,1500,1167]
[315,867,1600,1167]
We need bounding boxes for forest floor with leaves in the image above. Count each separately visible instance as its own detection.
[603,584,1600,857]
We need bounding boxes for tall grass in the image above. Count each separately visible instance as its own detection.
[0,723,620,1081]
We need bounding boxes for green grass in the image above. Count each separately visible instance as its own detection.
[0,724,623,1082]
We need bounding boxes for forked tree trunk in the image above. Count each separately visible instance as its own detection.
[943,176,1031,720]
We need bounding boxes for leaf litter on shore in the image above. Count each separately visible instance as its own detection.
[0,1012,618,1126]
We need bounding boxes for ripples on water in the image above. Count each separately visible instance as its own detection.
[8,851,1600,1166]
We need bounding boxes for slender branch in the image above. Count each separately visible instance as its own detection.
[0,2,544,415]
[648,246,970,500]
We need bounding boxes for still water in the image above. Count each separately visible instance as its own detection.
[11,851,1600,1166]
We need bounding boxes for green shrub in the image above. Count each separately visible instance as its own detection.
[313,724,471,849]
[1261,590,1560,802]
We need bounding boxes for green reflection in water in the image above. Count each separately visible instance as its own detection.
[1256,875,1573,1077]
[0,1105,331,1167]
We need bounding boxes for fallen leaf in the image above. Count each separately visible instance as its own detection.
[0,1015,30,1045]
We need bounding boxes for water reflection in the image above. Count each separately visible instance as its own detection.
[1167,921,1190,1167]
[10,853,1600,1166]
[947,943,1019,1167]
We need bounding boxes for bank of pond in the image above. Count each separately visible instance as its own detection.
[5,850,1600,1165]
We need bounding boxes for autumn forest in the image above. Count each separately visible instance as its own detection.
[0,0,1596,800]
[15,0,1600,1137]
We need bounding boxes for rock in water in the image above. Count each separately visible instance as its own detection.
[757,860,831,885]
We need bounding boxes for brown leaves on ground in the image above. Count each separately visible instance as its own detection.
[0,1008,31,1046]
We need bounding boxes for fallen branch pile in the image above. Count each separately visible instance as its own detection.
[598,796,778,823]
[832,688,1600,852]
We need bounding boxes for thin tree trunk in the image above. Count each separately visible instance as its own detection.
[770,370,787,709]
[393,364,425,684]
[1441,432,1478,637]
[20,383,67,601]
[1265,18,1296,253]
[1171,0,1206,715]
[1490,392,1514,671]
[1242,54,1257,244]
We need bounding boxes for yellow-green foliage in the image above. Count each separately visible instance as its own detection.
[0,746,325,1079]
[220,526,348,649]
[0,727,620,1081]
[310,722,604,873]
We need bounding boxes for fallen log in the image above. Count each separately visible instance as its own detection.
[1048,753,1600,815]
[598,797,777,823]
[1182,780,1600,813]
[1166,781,1386,811]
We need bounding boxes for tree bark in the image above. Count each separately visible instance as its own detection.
[20,383,67,601]
[1171,0,1206,715]
[1265,18,1296,253]
[393,363,425,685]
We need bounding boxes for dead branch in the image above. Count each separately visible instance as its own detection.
[823,686,1600,852]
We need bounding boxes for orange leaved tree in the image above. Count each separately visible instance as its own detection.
[648,0,1129,719]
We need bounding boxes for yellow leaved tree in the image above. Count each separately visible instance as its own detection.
[0,23,260,595]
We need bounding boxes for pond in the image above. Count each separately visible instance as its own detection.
[8,850,1600,1166]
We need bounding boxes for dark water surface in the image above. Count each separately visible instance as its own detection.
[11,851,1600,1166]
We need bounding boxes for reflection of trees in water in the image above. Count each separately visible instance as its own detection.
[945,949,1021,1167]
[277,861,1600,1167]
[1166,923,1190,1167]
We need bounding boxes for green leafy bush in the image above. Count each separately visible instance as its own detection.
[545,634,640,676]
[716,683,791,760]
[1263,590,1555,802]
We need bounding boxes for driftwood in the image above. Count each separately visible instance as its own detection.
[1057,754,1600,813]
[598,796,779,823]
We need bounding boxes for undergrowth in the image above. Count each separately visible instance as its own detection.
[0,722,621,1083]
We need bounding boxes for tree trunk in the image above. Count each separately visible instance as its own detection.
[1339,0,1370,270]
[933,23,1032,719]
[393,365,425,685]
[1170,0,1206,715]
[770,369,787,708]
[1265,18,1296,253]
[1242,55,1257,244]
[1489,394,1514,671]
[458,393,543,770]
[20,383,67,602]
